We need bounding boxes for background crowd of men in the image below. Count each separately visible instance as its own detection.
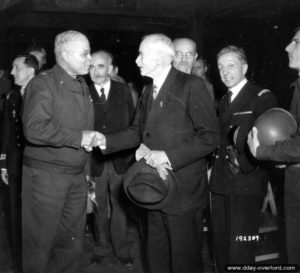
[0,26,300,273]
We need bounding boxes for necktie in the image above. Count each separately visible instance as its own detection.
[99,87,106,103]
[152,85,158,100]
[75,76,84,95]
[148,85,157,112]
[227,90,233,105]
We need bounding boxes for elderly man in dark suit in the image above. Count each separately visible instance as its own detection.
[0,54,39,272]
[95,33,219,273]
[88,50,135,267]
[210,45,278,272]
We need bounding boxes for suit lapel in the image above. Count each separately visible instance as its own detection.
[221,82,253,123]
[146,68,176,122]
[89,84,101,103]
[107,81,119,106]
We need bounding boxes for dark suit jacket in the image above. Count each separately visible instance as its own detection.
[89,80,135,177]
[106,67,219,215]
[210,81,278,197]
[0,88,24,175]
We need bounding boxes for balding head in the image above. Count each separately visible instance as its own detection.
[136,33,175,80]
[173,38,198,74]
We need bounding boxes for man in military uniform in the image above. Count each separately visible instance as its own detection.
[0,53,39,272]
[248,26,300,266]
[210,45,278,272]
[21,30,101,273]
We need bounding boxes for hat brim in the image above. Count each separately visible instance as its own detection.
[123,159,178,210]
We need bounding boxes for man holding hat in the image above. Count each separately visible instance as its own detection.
[96,33,219,273]
[248,26,300,266]
[210,45,277,272]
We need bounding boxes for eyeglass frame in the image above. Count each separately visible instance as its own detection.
[174,51,196,60]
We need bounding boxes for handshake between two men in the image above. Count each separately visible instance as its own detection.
[81,131,172,181]
[81,130,106,152]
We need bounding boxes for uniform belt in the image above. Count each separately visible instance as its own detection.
[23,156,84,175]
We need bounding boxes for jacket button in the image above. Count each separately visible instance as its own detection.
[102,125,106,129]
[145,132,150,137]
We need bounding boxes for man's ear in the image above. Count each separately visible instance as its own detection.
[114,66,118,74]
[194,53,198,62]
[108,64,114,75]
[29,67,35,76]
[61,49,69,63]
[242,63,248,75]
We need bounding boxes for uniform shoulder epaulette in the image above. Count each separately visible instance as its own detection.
[258,89,270,96]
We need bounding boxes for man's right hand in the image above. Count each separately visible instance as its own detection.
[94,132,106,149]
[1,169,8,185]
[81,131,106,152]
[81,130,96,152]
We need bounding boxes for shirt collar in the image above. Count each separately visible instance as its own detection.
[153,65,172,91]
[94,78,111,98]
[229,78,247,101]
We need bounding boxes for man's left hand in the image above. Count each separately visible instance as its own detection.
[144,150,170,168]
[247,127,260,157]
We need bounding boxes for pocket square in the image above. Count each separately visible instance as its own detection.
[233,111,253,115]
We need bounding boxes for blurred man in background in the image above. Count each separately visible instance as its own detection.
[173,38,198,74]
[0,53,38,273]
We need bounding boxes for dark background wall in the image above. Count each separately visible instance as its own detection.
[0,0,299,107]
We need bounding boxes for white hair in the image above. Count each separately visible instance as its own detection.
[143,34,175,61]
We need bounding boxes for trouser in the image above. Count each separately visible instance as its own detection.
[93,160,131,259]
[0,180,11,271]
[211,193,263,273]
[22,165,87,273]
[8,173,22,273]
[285,167,300,268]
[146,210,203,273]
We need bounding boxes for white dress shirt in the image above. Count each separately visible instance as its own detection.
[229,78,247,102]
[153,65,172,97]
[94,79,111,100]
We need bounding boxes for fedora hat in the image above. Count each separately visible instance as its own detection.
[123,159,178,209]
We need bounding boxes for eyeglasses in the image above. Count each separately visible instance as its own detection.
[175,51,196,60]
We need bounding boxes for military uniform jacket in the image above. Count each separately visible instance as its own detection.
[22,64,94,171]
[0,88,24,175]
[257,78,300,165]
[89,80,135,177]
[210,81,278,197]
[106,67,220,215]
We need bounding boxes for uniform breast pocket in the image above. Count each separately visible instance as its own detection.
[230,111,254,147]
